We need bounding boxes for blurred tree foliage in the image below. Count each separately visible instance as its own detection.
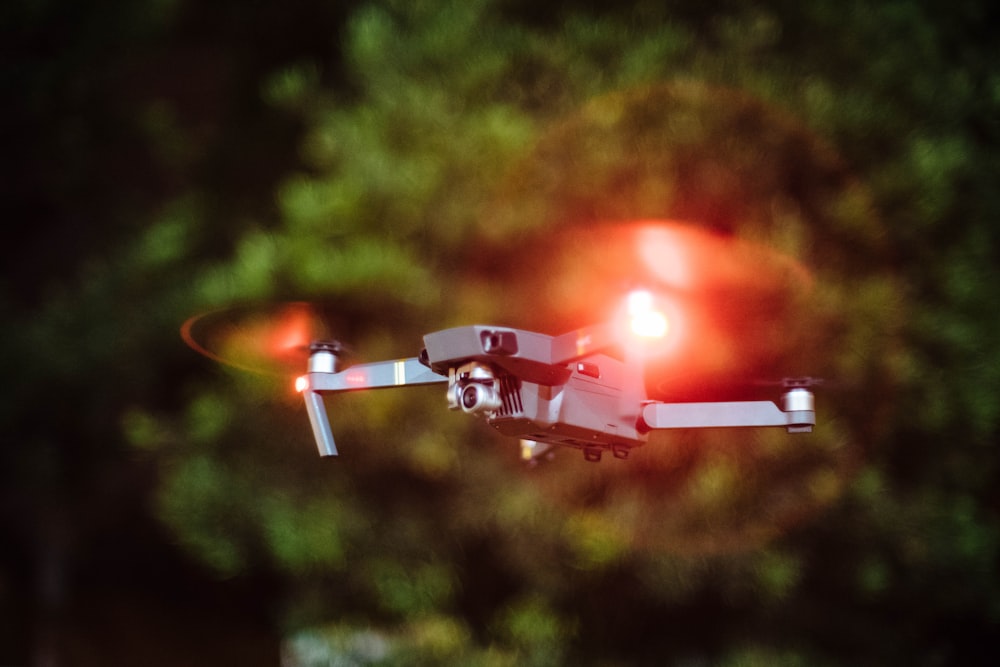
[2,0,999,665]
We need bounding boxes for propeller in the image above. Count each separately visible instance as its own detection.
[181,301,348,376]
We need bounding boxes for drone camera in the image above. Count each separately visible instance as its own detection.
[459,382,502,414]
[448,361,503,415]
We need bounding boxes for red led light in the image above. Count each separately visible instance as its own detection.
[627,290,669,339]
[345,370,368,386]
[294,375,309,393]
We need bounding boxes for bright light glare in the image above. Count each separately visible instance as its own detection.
[294,375,309,393]
[628,290,669,338]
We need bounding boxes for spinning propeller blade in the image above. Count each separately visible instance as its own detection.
[181,301,343,376]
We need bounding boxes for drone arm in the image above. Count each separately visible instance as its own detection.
[299,357,448,457]
[303,388,338,456]
[306,357,447,393]
[641,389,815,433]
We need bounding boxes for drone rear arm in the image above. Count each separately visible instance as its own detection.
[641,388,815,433]
[303,388,339,456]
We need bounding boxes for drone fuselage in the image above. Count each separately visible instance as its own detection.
[466,353,645,458]
[423,325,647,459]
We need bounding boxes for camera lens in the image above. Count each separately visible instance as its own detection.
[461,384,482,411]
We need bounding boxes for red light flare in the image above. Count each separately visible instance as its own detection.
[626,290,669,339]
[612,288,687,362]
[505,220,815,399]
[260,303,319,368]
[181,301,331,376]
[480,82,893,556]
[633,223,813,295]
[631,222,814,398]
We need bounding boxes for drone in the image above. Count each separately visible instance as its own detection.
[294,290,816,464]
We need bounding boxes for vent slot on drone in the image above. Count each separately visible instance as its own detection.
[496,375,523,417]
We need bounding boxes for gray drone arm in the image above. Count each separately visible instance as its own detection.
[306,357,445,393]
[300,357,447,456]
[302,388,339,456]
[641,387,816,433]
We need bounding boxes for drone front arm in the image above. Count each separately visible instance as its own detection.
[306,357,447,393]
[303,387,338,456]
[300,357,448,457]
